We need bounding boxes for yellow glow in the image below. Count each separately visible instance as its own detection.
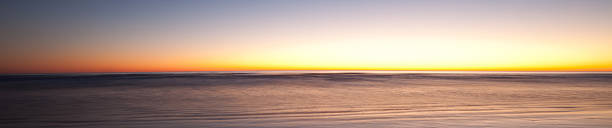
[183,33,611,72]
[4,31,611,73]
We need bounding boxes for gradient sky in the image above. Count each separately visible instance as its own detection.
[1,0,611,73]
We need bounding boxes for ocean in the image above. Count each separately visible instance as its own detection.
[1,71,611,128]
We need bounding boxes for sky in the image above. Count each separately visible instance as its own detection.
[1,0,611,73]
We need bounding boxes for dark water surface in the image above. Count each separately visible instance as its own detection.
[1,71,612,128]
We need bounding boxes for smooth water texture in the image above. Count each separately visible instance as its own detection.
[1,71,612,128]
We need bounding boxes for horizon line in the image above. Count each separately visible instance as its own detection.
[3,70,612,75]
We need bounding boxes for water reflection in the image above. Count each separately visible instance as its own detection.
[1,72,612,127]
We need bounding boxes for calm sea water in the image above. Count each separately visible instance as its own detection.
[1,71,612,128]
